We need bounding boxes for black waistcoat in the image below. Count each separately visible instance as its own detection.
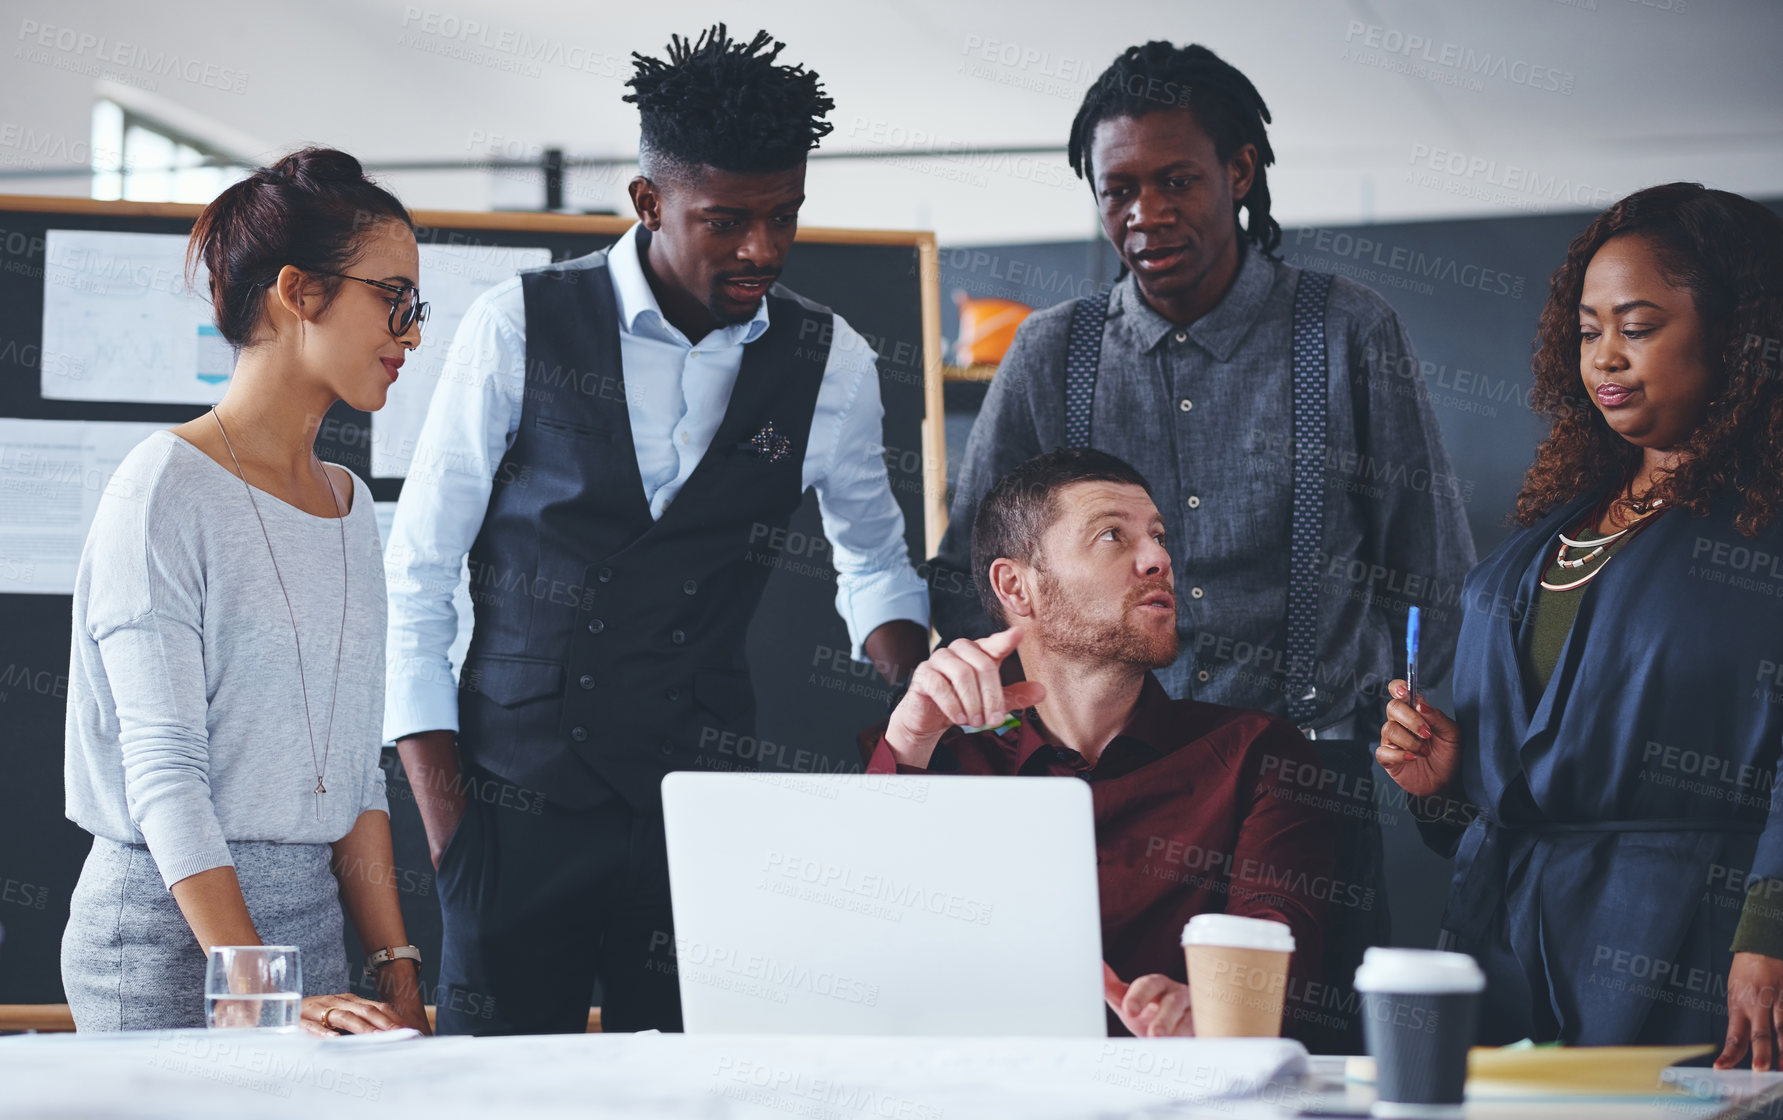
[456,247,832,809]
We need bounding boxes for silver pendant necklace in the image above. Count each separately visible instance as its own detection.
[211,407,347,814]
[1540,496,1665,592]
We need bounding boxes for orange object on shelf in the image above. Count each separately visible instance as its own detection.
[954,293,1032,367]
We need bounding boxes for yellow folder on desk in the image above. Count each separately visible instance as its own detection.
[1347,1045,1716,1095]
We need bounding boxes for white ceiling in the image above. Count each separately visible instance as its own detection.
[4,0,1779,242]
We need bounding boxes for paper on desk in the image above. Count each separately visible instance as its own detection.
[1348,1045,1715,1096]
[0,1032,1314,1119]
[321,1028,424,1045]
[1663,1064,1783,1103]
[381,1034,1314,1116]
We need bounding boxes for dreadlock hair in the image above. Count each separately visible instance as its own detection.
[624,24,834,181]
[1067,42,1280,257]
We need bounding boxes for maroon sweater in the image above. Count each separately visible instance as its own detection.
[867,674,1345,1042]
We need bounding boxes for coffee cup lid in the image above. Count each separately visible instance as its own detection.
[1353,948,1485,993]
[1180,914,1295,952]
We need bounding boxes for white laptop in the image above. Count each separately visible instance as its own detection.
[661,771,1105,1036]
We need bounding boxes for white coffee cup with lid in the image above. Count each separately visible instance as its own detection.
[1182,914,1298,952]
[1180,914,1296,1037]
[1353,947,1485,995]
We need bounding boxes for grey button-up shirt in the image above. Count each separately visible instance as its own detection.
[931,245,1476,726]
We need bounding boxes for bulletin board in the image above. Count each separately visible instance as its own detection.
[0,195,944,1004]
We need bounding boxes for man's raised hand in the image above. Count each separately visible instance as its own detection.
[883,627,1047,768]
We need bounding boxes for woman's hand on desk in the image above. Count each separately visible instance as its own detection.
[299,991,412,1037]
[1376,680,1462,802]
[1103,963,1194,1037]
[1716,952,1783,1070]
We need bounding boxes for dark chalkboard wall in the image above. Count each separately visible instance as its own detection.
[0,198,941,1006]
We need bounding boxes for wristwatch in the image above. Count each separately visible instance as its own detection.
[366,944,422,971]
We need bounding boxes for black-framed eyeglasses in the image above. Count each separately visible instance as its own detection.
[319,272,430,338]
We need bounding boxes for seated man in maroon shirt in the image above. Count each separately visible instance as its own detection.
[869,448,1346,1045]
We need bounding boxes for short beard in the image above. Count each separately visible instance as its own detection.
[707,271,779,325]
[706,286,764,325]
[1032,569,1179,670]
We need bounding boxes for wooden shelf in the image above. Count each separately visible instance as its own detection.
[943,363,1000,382]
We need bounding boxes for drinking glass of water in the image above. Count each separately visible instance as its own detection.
[206,945,302,1031]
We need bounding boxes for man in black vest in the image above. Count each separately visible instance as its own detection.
[384,25,930,1035]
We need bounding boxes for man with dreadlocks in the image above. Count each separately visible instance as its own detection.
[384,25,929,1035]
[928,42,1474,1050]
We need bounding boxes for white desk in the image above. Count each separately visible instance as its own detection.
[0,1031,1768,1119]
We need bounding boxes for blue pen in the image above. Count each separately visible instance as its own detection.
[1406,606,1421,710]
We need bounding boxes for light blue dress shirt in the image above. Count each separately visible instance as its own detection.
[383,222,929,743]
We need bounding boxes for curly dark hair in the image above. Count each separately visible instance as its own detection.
[1515,183,1783,536]
[624,24,834,178]
[1067,41,1279,257]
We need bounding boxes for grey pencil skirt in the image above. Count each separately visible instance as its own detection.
[61,836,350,1031]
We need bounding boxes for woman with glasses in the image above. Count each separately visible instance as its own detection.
[62,147,432,1034]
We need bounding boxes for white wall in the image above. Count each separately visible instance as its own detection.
[2,0,1779,243]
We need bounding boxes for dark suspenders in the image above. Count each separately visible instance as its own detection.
[1062,271,1334,725]
[1062,288,1112,448]
[1283,271,1333,726]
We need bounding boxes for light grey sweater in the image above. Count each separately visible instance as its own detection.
[64,430,388,887]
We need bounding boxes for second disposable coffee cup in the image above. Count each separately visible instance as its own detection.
[1353,948,1485,1118]
[1181,914,1295,1037]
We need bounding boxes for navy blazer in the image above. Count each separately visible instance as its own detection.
[1443,488,1783,1044]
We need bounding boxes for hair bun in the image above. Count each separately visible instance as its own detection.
[265,147,367,187]
[188,145,411,349]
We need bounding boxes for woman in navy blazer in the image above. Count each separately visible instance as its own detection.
[1377,183,1783,1067]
